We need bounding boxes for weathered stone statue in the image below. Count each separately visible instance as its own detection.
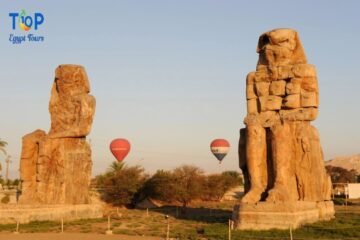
[19,65,96,204]
[233,29,334,229]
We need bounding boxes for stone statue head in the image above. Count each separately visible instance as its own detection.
[256,28,307,66]
[53,64,90,96]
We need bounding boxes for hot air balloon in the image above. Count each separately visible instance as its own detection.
[210,139,230,163]
[110,138,131,162]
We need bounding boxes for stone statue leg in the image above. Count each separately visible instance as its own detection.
[239,128,250,193]
[36,138,66,204]
[296,124,333,201]
[241,125,267,203]
[19,130,46,203]
[267,122,298,202]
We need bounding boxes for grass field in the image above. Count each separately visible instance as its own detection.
[0,201,359,240]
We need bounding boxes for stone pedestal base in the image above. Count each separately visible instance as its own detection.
[0,204,103,224]
[232,201,334,230]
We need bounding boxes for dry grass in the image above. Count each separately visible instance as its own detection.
[0,201,359,240]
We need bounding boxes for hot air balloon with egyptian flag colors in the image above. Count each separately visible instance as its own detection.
[110,138,131,162]
[210,139,230,163]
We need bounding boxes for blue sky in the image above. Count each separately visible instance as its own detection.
[1,1,359,178]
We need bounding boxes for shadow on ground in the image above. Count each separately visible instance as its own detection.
[148,205,232,223]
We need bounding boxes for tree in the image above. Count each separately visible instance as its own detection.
[12,179,20,187]
[172,165,205,208]
[108,161,125,172]
[326,165,358,183]
[0,139,7,155]
[202,171,243,201]
[142,170,175,202]
[0,139,7,172]
[96,162,147,207]
[202,174,227,201]
[222,171,243,186]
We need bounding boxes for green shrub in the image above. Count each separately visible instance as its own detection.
[96,162,146,207]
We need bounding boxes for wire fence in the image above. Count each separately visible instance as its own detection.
[2,205,360,240]
[5,217,360,240]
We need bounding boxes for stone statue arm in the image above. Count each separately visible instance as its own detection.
[279,107,318,121]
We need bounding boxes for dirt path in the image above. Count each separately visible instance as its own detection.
[0,233,162,240]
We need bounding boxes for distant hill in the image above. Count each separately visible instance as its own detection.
[326,154,360,174]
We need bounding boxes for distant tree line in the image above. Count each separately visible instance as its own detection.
[325,165,359,183]
[0,177,20,189]
[94,162,243,208]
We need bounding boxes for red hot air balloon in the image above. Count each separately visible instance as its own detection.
[110,138,131,162]
[210,139,230,163]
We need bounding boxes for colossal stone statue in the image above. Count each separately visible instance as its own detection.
[234,29,334,229]
[19,65,96,204]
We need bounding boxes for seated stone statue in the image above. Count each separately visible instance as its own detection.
[19,65,96,204]
[239,29,332,204]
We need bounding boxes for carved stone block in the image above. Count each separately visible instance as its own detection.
[247,85,257,99]
[286,78,302,94]
[301,90,318,107]
[269,80,286,96]
[279,108,318,121]
[283,94,301,109]
[247,99,258,115]
[254,69,272,82]
[255,82,270,96]
[301,77,319,92]
[259,96,282,111]
[292,64,317,77]
[277,65,294,79]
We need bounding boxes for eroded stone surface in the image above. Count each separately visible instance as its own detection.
[19,65,96,204]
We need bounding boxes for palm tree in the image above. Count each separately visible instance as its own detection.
[0,139,7,155]
[0,139,7,172]
[108,161,125,172]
